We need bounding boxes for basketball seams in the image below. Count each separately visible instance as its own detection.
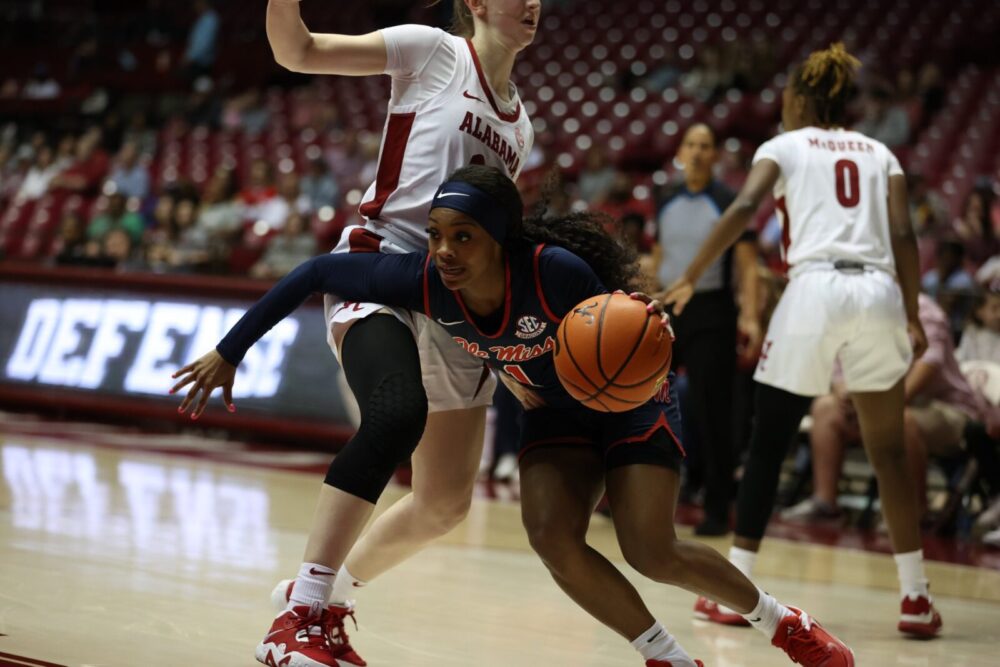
[554,293,673,411]
[594,293,613,382]
[558,304,603,396]
[599,304,657,388]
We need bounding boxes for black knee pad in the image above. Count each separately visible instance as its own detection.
[325,370,428,503]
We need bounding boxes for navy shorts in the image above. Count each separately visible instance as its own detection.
[519,373,685,472]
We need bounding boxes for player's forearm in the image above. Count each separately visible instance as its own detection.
[890,229,921,324]
[266,0,313,71]
[734,241,759,316]
[217,255,331,365]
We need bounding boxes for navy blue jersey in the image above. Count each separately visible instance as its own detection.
[217,244,606,409]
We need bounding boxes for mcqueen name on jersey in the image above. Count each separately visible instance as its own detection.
[452,335,556,364]
[458,111,522,175]
[807,136,876,154]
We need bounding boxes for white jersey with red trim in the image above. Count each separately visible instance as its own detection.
[357,25,534,252]
[752,127,903,274]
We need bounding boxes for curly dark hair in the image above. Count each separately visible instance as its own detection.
[791,42,861,126]
[442,165,644,293]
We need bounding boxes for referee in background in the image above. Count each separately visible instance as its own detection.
[653,124,762,535]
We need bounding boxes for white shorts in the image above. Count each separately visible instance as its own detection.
[324,225,496,413]
[754,266,912,397]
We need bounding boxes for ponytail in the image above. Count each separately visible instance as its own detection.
[791,42,861,126]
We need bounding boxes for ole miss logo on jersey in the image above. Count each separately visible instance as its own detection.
[515,314,547,339]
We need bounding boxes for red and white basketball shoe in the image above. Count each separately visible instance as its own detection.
[898,593,942,638]
[771,607,854,667]
[255,605,341,667]
[693,596,751,627]
[269,579,367,666]
[646,660,704,666]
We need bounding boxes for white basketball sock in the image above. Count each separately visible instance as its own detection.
[330,564,366,606]
[743,589,795,640]
[718,546,759,614]
[729,546,758,578]
[630,621,697,665]
[894,549,929,598]
[288,562,336,612]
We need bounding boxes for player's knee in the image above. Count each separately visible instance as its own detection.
[523,514,586,573]
[323,373,428,503]
[414,494,472,537]
[360,372,428,461]
[621,537,683,583]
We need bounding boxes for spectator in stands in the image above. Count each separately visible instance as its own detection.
[223,88,270,137]
[326,130,366,191]
[170,196,215,272]
[87,192,145,243]
[122,111,157,156]
[50,128,109,196]
[922,240,975,296]
[681,46,730,104]
[854,87,910,148]
[954,186,999,266]
[196,167,242,237]
[652,123,760,535]
[108,141,150,200]
[186,76,222,129]
[182,0,219,79]
[0,148,30,202]
[23,64,60,100]
[240,157,279,220]
[249,211,318,279]
[784,295,984,520]
[957,279,1000,364]
[576,146,617,204]
[641,50,682,93]
[299,157,339,212]
[53,134,76,171]
[14,146,59,203]
[147,190,175,237]
[53,211,90,265]
[917,63,946,118]
[100,227,137,269]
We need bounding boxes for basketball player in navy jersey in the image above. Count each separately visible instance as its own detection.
[173,165,853,667]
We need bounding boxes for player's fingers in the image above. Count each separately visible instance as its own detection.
[192,386,213,420]
[628,291,651,304]
[169,373,198,395]
[223,382,235,413]
[178,380,203,414]
[172,362,197,379]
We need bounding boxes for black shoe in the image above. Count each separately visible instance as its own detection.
[694,516,730,536]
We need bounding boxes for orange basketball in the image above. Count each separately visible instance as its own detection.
[553,293,673,412]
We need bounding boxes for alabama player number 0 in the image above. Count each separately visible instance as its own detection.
[834,159,860,208]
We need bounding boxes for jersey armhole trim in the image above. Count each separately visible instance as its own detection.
[465,39,521,123]
[533,244,562,323]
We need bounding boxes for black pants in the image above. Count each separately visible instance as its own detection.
[671,289,737,522]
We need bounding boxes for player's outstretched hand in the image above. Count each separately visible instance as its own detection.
[624,291,675,339]
[907,317,928,360]
[659,277,695,316]
[170,349,237,420]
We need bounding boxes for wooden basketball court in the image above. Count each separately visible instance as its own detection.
[1,419,998,667]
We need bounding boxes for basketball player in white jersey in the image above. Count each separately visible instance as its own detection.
[256,1,537,665]
[664,43,943,638]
